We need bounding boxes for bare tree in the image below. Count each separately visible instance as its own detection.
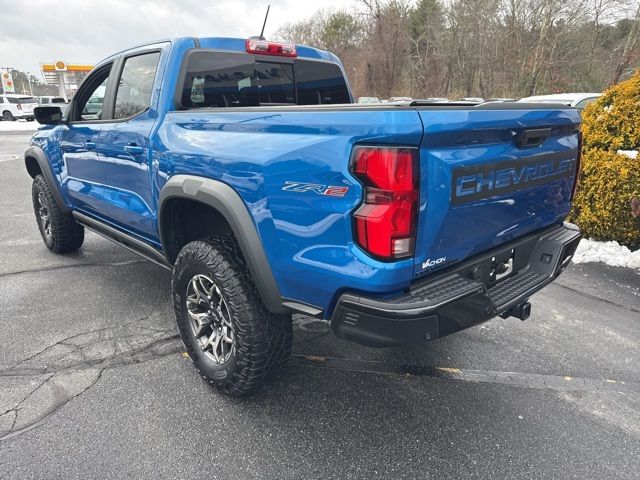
[277,0,640,99]
[611,3,640,84]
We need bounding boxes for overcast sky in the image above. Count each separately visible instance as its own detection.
[0,0,357,75]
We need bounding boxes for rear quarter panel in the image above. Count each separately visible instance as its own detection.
[155,108,424,313]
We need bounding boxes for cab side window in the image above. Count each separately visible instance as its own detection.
[113,52,160,120]
[73,64,112,121]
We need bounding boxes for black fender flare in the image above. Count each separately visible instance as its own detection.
[158,175,286,314]
[24,146,69,213]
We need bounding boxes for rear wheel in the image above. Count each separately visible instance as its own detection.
[32,175,84,253]
[2,111,15,121]
[172,236,292,396]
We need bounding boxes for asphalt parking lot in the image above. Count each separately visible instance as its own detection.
[0,129,639,479]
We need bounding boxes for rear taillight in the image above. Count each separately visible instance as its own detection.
[17,104,22,110]
[245,39,297,57]
[351,146,419,260]
[570,132,582,201]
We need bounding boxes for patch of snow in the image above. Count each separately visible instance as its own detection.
[573,238,640,270]
[0,121,39,132]
[617,150,638,159]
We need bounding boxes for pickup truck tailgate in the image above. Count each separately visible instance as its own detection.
[413,106,581,279]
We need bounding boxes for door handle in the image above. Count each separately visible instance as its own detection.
[85,141,97,150]
[514,128,551,149]
[124,144,144,156]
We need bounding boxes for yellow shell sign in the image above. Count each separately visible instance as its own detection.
[54,61,67,71]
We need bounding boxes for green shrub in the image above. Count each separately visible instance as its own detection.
[570,72,640,248]
[571,149,640,247]
[581,73,640,152]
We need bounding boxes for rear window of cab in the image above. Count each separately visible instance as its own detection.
[3,97,37,104]
[178,51,351,109]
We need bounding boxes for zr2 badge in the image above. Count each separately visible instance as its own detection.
[282,181,349,197]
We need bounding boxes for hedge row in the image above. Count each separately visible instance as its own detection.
[569,72,640,248]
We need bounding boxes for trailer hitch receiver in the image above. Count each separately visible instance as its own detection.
[500,301,532,321]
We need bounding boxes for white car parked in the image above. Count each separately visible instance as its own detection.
[0,94,38,121]
[36,96,69,114]
[518,93,601,110]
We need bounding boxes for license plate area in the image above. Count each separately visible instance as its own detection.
[492,250,515,283]
[445,237,539,290]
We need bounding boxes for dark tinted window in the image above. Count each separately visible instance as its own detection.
[295,60,350,105]
[181,52,257,108]
[18,97,36,104]
[6,97,18,104]
[114,52,160,119]
[255,61,295,104]
[178,51,350,109]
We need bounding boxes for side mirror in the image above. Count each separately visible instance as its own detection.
[34,106,64,125]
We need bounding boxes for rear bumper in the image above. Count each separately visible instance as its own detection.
[330,223,581,347]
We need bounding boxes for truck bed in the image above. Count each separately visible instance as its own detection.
[160,102,580,314]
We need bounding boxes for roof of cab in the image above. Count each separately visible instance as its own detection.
[196,37,337,62]
[93,36,340,71]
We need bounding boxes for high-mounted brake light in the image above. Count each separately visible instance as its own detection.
[245,39,297,57]
[351,146,419,260]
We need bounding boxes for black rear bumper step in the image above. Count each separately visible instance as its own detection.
[330,223,581,347]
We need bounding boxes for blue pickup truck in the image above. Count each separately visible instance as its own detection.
[27,36,582,395]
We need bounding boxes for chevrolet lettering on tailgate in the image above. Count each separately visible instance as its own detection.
[453,154,576,205]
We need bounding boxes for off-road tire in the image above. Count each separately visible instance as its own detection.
[2,111,15,121]
[32,175,84,253]
[172,236,292,396]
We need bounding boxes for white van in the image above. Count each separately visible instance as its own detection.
[517,93,601,110]
[0,94,39,121]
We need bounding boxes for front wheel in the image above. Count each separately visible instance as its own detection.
[172,236,292,396]
[32,175,84,253]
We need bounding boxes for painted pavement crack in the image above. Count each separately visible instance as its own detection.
[0,312,330,440]
[0,310,182,441]
[0,373,55,418]
[0,369,104,441]
[0,310,175,376]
